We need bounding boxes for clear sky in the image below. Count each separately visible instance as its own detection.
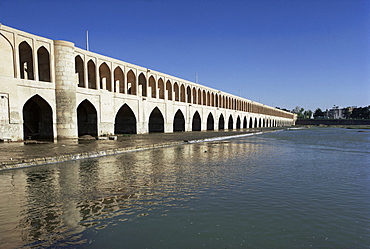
[1,0,369,111]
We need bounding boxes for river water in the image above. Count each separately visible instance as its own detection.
[0,128,369,248]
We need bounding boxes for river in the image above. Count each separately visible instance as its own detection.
[0,127,369,248]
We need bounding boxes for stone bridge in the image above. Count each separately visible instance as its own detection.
[0,24,296,141]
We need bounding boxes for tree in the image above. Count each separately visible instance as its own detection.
[292,106,305,119]
[313,108,325,119]
[351,106,370,119]
[303,110,313,119]
[343,107,352,119]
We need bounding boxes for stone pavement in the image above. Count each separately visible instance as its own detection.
[0,128,279,170]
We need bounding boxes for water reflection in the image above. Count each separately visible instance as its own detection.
[0,139,259,248]
[2,129,368,248]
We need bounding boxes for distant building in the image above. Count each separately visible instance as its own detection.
[325,106,357,119]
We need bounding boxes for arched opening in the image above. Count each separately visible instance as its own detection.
[138,73,147,96]
[192,111,201,131]
[173,109,185,132]
[249,117,253,128]
[127,70,136,95]
[75,55,84,87]
[192,87,197,104]
[23,95,53,140]
[0,34,14,77]
[158,78,165,99]
[215,94,219,107]
[187,86,191,103]
[218,114,225,130]
[19,41,34,80]
[255,118,258,128]
[87,60,96,89]
[37,46,50,82]
[180,84,186,102]
[149,107,164,133]
[207,113,214,131]
[207,92,210,106]
[166,80,172,100]
[99,62,112,91]
[197,89,201,104]
[77,100,97,137]
[114,66,125,93]
[202,90,206,105]
[259,118,262,128]
[236,116,241,129]
[211,93,214,107]
[114,104,137,134]
[149,76,156,98]
[228,115,233,129]
[243,117,247,128]
[174,82,179,101]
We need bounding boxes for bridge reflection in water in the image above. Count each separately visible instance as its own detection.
[0,137,262,248]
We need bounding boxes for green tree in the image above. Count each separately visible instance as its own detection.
[351,106,370,119]
[303,110,313,119]
[343,107,352,119]
[292,106,305,119]
[313,108,325,119]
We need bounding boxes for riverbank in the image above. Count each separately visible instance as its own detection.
[0,128,283,170]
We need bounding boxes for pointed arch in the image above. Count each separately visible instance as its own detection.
[37,46,50,82]
[192,87,197,104]
[158,78,165,99]
[77,100,98,137]
[174,82,179,101]
[19,41,34,80]
[75,55,85,87]
[87,60,96,89]
[211,92,215,107]
[243,117,247,128]
[236,116,241,129]
[218,114,225,130]
[228,115,233,129]
[207,113,214,131]
[166,80,172,100]
[22,95,53,140]
[127,70,136,95]
[192,111,201,131]
[207,91,210,106]
[149,107,164,133]
[180,84,186,102]
[138,73,147,96]
[114,104,136,134]
[249,117,253,128]
[114,66,125,93]
[215,93,219,107]
[187,86,191,103]
[99,62,111,91]
[202,90,206,105]
[173,109,185,132]
[197,89,201,104]
[149,76,156,98]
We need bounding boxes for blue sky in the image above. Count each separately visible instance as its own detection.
[1,0,369,111]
